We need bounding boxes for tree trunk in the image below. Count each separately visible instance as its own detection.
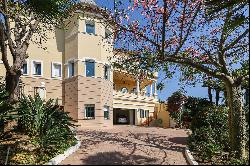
[5,70,21,102]
[226,84,246,159]
[208,86,213,103]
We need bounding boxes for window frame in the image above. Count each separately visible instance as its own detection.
[140,109,145,118]
[104,105,110,120]
[85,59,95,77]
[84,104,95,120]
[85,21,95,34]
[68,60,75,78]
[104,64,111,80]
[51,62,62,78]
[21,60,29,76]
[145,110,149,118]
[105,28,112,39]
[121,87,128,94]
[32,60,43,77]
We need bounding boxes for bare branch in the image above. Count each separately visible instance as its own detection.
[223,28,249,52]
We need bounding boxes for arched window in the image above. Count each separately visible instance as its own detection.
[121,87,128,94]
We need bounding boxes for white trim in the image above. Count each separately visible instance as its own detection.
[0,60,3,64]
[51,62,62,78]
[185,147,199,165]
[31,60,43,77]
[82,57,97,62]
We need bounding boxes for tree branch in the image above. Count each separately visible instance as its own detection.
[21,20,40,52]
[162,54,228,81]
[0,22,11,71]
[223,28,249,52]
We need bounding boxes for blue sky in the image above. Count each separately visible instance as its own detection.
[96,0,209,101]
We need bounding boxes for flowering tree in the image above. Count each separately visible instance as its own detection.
[0,0,75,101]
[111,0,249,159]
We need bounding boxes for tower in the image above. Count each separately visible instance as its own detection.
[63,0,114,128]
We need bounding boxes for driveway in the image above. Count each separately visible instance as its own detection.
[60,126,189,165]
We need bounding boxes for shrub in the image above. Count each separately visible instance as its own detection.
[16,95,76,152]
[0,82,15,134]
[167,91,187,113]
[188,106,229,162]
[167,91,187,128]
[168,95,212,129]
[152,118,163,127]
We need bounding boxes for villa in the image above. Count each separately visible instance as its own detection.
[0,0,161,128]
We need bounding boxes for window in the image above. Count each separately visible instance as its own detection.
[121,87,128,94]
[140,109,145,118]
[86,22,95,34]
[32,61,42,76]
[104,65,110,80]
[145,110,149,118]
[22,62,28,75]
[68,61,74,77]
[104,106,110,120]
[85,104,95,119]
[105,29,112,39]
[85,60,95,77]
[52,63,62,78]
[131,88,137,94]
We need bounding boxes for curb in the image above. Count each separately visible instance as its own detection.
[44,135,81,165]
[185,147,198,165]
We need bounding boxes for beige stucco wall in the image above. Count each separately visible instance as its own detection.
[77,76,113,127]
[21,77,62,103]
[63,77,78,119]
[63,75,113,127]
[0,8,160,128]
[155,103,170,128]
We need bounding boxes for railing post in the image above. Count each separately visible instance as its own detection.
[153,81,158,98]
[136,79,140,96]
[150,83,153,97]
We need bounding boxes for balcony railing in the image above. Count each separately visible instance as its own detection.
[113,91,158,102]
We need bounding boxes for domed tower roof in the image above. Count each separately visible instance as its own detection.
[79,0,97,6]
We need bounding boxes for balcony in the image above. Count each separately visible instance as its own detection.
[113,90,158,109]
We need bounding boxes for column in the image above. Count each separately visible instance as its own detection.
[150,83,153,97]
[136,79,140,96]
[153,81,158,98]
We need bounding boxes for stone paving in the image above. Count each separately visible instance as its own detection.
[60,126,189,165]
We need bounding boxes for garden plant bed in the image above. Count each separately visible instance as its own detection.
[0,130,77,165]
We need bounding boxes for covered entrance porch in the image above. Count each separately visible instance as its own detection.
[113,108,136,125]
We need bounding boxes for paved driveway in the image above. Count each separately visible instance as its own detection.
[60,126,189,165]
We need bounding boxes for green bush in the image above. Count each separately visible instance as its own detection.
[152,118,163,127]
[168,96,213,129]
[184,97,213,118]
[16,95,76,152]
[0,82,15,134]
[188,106,229,162]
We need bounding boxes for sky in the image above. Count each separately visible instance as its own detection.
[95,0,210,101]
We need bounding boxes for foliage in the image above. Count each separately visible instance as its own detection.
[188,106,229,162]
[168,94,213,129]
[0,82,15,133]
[167,91,187,113]
[152,118,163,127]
[16,95,76,151]
[0,0,76,100]
[1,94,77,165]
[111,0,249,158]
